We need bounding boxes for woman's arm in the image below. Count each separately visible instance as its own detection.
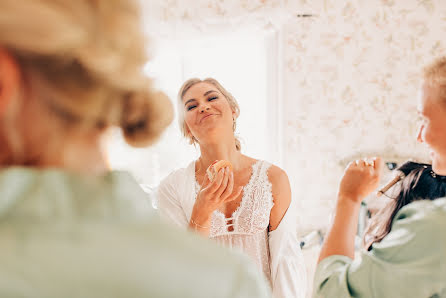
[314,199,446,298]
[268,165,291,231]
[318,157,382,263]
[157,173,190,228]
[268,165,307,298]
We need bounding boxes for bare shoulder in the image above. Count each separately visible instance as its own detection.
[267,164,289,187]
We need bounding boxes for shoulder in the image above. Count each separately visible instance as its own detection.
[262,163,290,200]
[266,164,289,187]
[263,163,291,229]
[373,198,446,259]
[242,156,290,197]
[392,197,446,232]
[158,162,194,189]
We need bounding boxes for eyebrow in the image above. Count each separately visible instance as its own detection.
[204,90,218,96]
[184,99,196,106]
[184,90,218,106]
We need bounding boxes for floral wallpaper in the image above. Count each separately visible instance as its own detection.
[282,0,445,235]
[142,0,299,36]
[278,1,446,292]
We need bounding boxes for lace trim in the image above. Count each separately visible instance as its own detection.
[194,160,274,237]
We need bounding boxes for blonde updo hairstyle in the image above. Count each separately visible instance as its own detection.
[0,0,173,163]
[177,78,241,151]
[424,56,446,102]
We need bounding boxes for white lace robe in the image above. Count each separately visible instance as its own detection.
[157,160,307,298]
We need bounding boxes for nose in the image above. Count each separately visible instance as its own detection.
[416,124,424,143]
[200,105,210,113]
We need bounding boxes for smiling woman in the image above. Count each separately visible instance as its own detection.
[157,77,307,298]
[178,78,242,151]
[105,30,279,188]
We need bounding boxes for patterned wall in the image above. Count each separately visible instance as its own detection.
[282,0,444,235]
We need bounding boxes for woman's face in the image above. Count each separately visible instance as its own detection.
[417,82,446,175]
[182,82,235,144]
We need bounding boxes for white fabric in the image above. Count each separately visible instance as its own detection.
[195,160,274,284]
[157,161,307,298]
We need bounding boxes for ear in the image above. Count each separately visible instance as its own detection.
[232,110,237,120]
[184,123,191,135]
[0,48,21,117]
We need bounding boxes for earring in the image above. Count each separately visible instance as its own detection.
[187,131,197,144]
[232,118,236,132]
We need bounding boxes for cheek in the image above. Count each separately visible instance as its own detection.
[183,112,196,130]
[423,125,435,146]
[424,124,446,151]
[216,101,233,119]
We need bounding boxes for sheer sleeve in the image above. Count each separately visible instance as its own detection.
[156,172,189,228]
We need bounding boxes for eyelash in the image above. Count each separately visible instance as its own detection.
[186,96,218,111]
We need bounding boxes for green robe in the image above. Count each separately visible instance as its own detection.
[0,167,271,298]
[313,198,446,298]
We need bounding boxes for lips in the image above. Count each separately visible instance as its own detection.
[200,113,215,123]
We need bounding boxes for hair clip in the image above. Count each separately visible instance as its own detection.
[377,172,405,198]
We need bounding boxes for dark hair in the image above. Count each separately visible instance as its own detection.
[363,161,446,250]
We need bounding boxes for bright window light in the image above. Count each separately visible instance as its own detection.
[105,30,280,188]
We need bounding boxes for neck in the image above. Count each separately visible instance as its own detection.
[198,139,242,171]
[1,93,109,175]
[0,126,109,175]
[56,139,109,175]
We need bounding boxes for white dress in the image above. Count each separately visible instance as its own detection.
[195,160,274,284]
[157,160,307,298]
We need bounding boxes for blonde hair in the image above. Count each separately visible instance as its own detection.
[0,0,173,148]
[177,78,241,151]
[424,56,446,101]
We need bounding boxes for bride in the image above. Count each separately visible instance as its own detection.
[157,77,307,298]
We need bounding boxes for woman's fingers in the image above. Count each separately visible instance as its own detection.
[220,170,234,200]
[373,157,383,173]
[355,159,366,167]
[339,156,384,203]
[201,172,211,188]
[215,167,230,198]
[225,186,243,202]
[207,168,225,193]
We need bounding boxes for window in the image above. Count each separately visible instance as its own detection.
[105,29,282,189]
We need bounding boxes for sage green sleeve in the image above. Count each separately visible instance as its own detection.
[313,199,446,298]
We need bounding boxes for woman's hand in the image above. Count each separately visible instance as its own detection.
[190,167,243,228]
[318,157,384,262]
[338,157,383,204]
